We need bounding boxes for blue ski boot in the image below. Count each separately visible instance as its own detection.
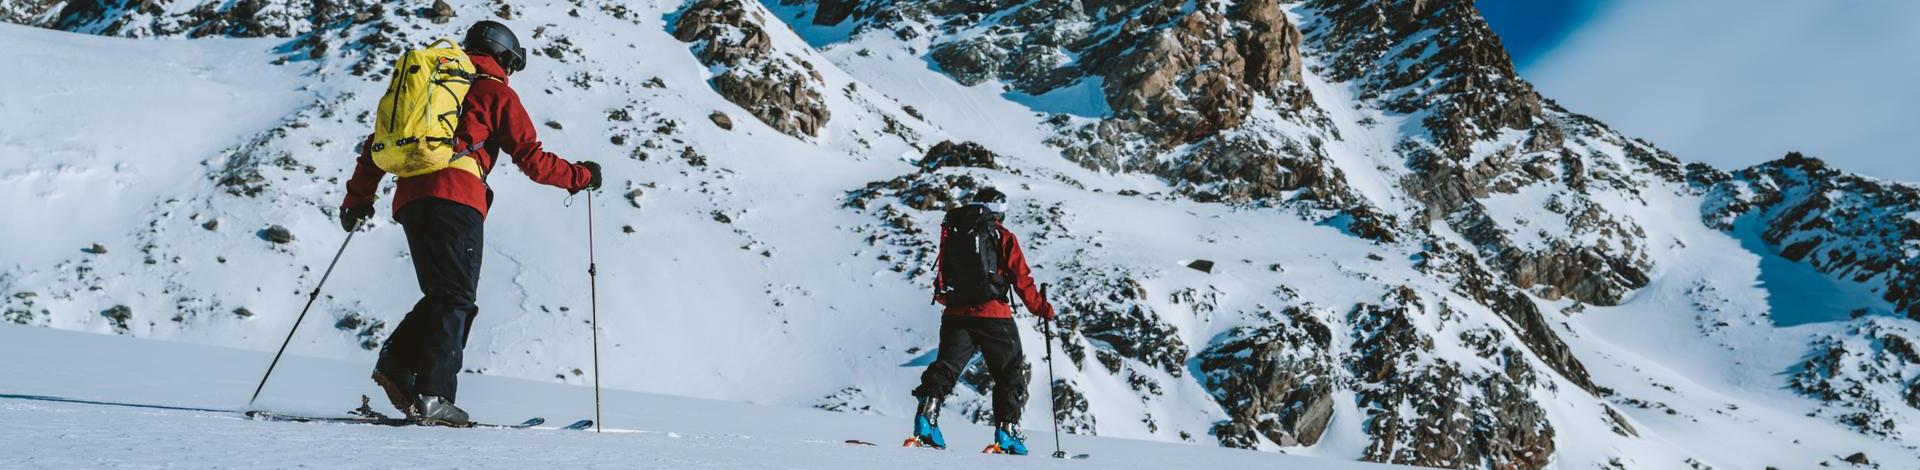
[903,396,947,449]
[984,422,1030,455]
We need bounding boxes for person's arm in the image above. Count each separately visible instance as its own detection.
[999,227,1053,319]
[342,135,383,208]
[490,86,592,191]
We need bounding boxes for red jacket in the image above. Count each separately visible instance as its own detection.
[933,223,1054,319]
[342,53,592,217]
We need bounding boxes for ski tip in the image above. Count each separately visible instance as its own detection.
[518,417,546,427]
[843,439,877,446]
[563,419,594,431]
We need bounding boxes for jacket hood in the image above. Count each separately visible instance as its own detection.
[467,52,511,84]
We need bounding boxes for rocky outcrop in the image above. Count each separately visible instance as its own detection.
[1199,306,1339,448]
[674,0,831,138]
[1051,267,1190,377]
[1420,241,1598,394]
[1302,0,1540,153]
[1349,288,1556,470]
[1096,0,1310,143]
[26,0,365,39]
[917,140,999,170]
[1791,318,1920,437]
[0,0,60,25]
[1399,118,1656,307]
[792,0,1315,149]
[1705,152,1920,320]
[1149,133,1363,206]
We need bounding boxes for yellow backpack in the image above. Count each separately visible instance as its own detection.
[370,38,491,180]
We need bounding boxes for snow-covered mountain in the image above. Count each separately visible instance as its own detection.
[3,0,1917,468]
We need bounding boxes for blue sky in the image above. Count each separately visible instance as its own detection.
[1478,1,1920,183]
[1474,0,1603,69]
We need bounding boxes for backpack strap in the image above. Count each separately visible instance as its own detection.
[449,140,491,182]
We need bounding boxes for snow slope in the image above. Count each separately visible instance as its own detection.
[0,323,1406,469]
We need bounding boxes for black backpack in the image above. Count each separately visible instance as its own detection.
[939,204,1010,306]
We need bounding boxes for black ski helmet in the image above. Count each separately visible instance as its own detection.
[464,21,527,74]
[972,187,1008,213]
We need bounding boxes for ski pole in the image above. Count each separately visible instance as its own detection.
[249,230,356,408]
[1039,284,1066,459]
[587,190,604,433]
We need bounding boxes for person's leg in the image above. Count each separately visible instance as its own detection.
[398,199,484,403]
[905,316,976,447]
[976,318,1030,425]
[913,316,978,400]
[370,205,449,415]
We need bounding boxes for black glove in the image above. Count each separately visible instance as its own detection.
[341,205,374,232]
[575,161,603,194]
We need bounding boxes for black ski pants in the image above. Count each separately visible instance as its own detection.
[380,197,484,401]
[914,316,1031,424]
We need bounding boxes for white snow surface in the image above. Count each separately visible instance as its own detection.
[0,324,1405,469]
[0,1,1917,468]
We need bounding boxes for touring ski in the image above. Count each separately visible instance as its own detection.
[245,410,546,429]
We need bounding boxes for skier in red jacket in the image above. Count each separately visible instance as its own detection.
[338,21,602,426]
[906,187,1055,454]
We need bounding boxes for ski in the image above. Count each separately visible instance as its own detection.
[844,439,877,446]
[245,410,546,429]
[561,419,595,431]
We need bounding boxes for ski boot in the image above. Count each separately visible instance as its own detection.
[982,422,1029,456]
[370,344,418,419]
[414,395,471,427]
[902,396,947,449]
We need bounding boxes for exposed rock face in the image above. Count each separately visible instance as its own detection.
[917,140,999,171]
[674,0,831,138]
[793,0,1315,152]
[1419,240,1598,394]
[1302,0,1541,153]
[1051,265,1190,377]
[28,0,362,38]
[1396,113,1659,307]
[1791,318,1920,437]
[0,0,61,25]
[1705,152,1920,320]
[1199,306,1338,448]
[1349,288,1555,470]
[1066,0,1311,145]
[1150,133,1360,205]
